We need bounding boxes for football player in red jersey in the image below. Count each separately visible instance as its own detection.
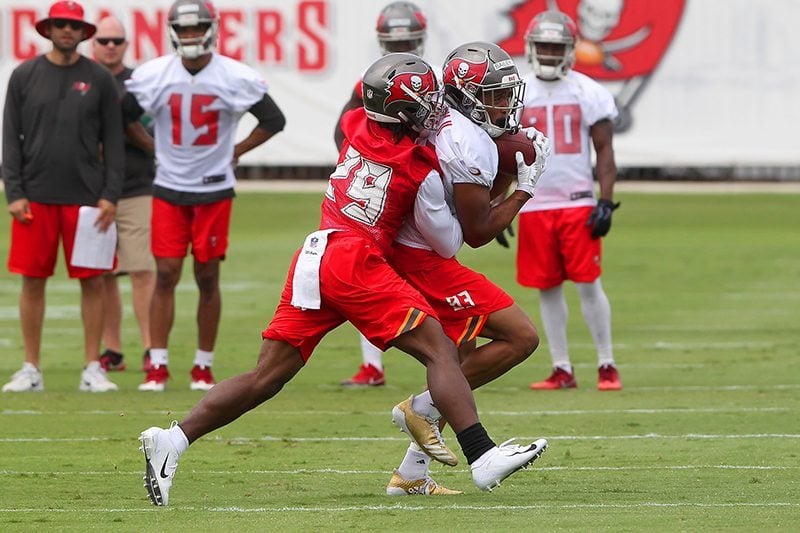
[336,1,433,387]
[518,11,622,391]
[138,53,547,507]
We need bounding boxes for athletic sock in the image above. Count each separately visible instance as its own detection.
[456,423,496,465]
[149,348,168,368]
[193,349,214,368]
[359,334,383,370]
[410,390,441,420]
[396,442,430,480]
[539,285,572,369]
[169,424,190,454]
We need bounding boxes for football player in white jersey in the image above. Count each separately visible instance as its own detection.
[121,0,286,392]
[337,1,433,388]
[385,42,552,495]
[517,10,622,391]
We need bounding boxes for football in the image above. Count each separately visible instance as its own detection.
[494,130,536,177]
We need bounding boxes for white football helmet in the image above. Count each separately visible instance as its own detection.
[525,11,578,80]
[167,0,219,59]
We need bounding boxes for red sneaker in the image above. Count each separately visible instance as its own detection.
[340,363,385,387]
[139,365,170,392]
[598,364,622,391]
[99,349,126,372]
[530,367,577,390]
[190,365,216,391]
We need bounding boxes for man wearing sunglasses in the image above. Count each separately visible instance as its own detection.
[92,17,157,377]
[2,1,124,393]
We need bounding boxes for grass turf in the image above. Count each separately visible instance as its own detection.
[0,190,798,531]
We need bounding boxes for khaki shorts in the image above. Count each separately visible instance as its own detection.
[115,195,156,273]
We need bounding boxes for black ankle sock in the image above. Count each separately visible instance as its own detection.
[456,423,496,465]
[102,349,123,360]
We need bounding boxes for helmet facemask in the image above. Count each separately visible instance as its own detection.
[448,73,525,138]
[375,1,427,57]
[168,1,218,59]
[525,11,577,80]
[378,36,425,57]
[527,40,575,80]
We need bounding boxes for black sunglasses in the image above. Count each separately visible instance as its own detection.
[96,37,126,46]
[52,19,84,31]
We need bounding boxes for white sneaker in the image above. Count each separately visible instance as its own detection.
[79,362,118,392]
[471,438,548,491]
[2,363,44,392]
[139,425,180,506]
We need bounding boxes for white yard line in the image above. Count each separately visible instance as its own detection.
[1,433,798,443]
[0,502,796,513]
[1,464,796,476]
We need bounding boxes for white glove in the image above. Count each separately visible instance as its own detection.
[525,127,551,174]
[514,128,550,197]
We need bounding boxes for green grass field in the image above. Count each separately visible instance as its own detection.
[1,189,798,531]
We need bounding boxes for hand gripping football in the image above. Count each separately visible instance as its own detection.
[494,130,537,177]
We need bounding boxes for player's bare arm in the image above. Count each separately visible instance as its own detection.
[453,183,531,248]
[590,118,617,201]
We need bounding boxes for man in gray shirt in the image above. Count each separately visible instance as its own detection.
[2,1,124,392]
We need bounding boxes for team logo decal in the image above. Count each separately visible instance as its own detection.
[72,81,91,95]
[498,0,685,132]
[385,71,434,106]
[447,58,489,87]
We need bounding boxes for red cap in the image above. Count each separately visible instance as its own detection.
[35,1,97,41]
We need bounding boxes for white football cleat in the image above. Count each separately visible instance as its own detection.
[471,438,548,491]
[139,425,180,506]
[79,362,118,392]
[2,363,43,392]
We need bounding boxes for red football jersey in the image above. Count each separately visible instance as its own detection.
[320,107,441,256]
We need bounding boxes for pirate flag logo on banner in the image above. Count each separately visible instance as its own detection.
[499,0,686,132]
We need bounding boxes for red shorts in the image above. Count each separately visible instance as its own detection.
[516,206,601,290]
[151,197,232,262]
[262,233,437,361]
[391,244,514,345]
[7,202,111,279]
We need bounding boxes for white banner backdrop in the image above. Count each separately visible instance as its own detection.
[0,0,797,168]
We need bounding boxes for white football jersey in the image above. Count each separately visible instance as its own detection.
[126,53,269,193]
[395,107,498,251]
[519,70,617,212]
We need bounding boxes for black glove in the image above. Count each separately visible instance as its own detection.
[586,199,621,239]
[494,225,515,248]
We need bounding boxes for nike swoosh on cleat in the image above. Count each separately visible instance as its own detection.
[159,455,171,479]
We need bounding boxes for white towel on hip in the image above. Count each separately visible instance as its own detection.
[291,229,338,310]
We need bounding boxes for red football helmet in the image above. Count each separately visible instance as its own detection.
[375,1,427,56]
[443,41,525,138]
[362,53,444,134]
[525,11,578,80]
